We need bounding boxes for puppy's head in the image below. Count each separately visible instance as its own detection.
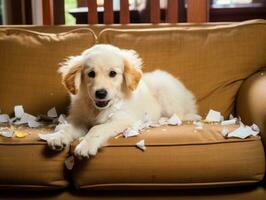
[59,44,142,110]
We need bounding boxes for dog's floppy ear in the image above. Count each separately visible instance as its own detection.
[58,56,83,95]
[122,50,143,91]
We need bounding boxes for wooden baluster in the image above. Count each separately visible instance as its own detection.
[120,0,129,24]
[104,0,114,24]
[187,0,209,23]
[42,0,53,25]
[167,0,178,23]
[88,0,98,24]
[150,0,160,23]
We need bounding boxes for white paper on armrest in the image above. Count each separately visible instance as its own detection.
[28,120,41,128]
[64,155,75,170]
[47,107,57,118]
[205,109,222,122]
[158,114,182,126]
[123,127,140,138]
[167,114,182,126]
[123,113,153,138]
[136,139,146,151]
[221,118,237,126]
[14,105,24,118]
[0,114,10,123]
[14,112,41,128]
[0,127,14,137]
[227,124,260,139]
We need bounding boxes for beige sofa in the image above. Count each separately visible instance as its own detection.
[0,19,265,199]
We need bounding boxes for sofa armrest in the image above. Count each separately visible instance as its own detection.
[236,70,266,150]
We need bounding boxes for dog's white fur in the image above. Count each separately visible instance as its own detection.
[46,44,200,158]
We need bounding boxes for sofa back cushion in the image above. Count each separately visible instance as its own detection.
[99,20,266,117]
[0,28,96,115]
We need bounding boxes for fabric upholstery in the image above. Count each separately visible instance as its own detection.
[0,28,96,115]
[0,126,69,189]
[71,124,265,190]
[98,19,266,118]
[236,71,266,154]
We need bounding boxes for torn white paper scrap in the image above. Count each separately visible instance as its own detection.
[227,125,259,139]
[221,118,237,126]
[136,139,146,151]
[14,105,24,118]
[28,120,41,128]
[220,127,230,137]
[123,128,139,138]
[14,113,37,125]
[47,107,57,118]
[167,114,182,126]
[251,123,260,132]
[64,155,75,170]
[0,127,14,138]
[205,109,222,122]
[250,124,260,136]
[123,120,142,138]
[0,114,10,123]
[158,117,168,125]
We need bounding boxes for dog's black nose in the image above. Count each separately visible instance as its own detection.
[95,89,107,99]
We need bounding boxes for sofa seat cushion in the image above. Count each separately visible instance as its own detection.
[72,124,265,190]
[98,19,266,118]
[0,28,96,116]
[0,126,69,190]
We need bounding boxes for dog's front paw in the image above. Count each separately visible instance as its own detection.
[47,131,71,151]
[74,137,102,159]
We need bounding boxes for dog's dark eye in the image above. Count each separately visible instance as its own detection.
[109,71,117,78]
[88,71,96,78]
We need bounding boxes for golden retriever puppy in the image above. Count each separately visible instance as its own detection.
[46,44,200,158]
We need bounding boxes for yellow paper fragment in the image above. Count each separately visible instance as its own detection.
[15,130,28,138]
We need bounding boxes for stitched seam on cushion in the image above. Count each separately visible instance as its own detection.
[78,180,261,189]
[0,28,97,42]
[98,20,266,39]
[0,136,261,146]
[103,137,262,147]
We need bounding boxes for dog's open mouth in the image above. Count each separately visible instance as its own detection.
[95,100,110,108]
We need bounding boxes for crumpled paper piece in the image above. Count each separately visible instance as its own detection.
[64,155,75,170]
[136,139,146,151]
[123,113,182,138]
[0,114,10,123]
[0,127,15,138]
[123,113,152,138]
[220,123,260,139]
[205,109,223,122]
[47,107,58,118]
[221,118,237,126]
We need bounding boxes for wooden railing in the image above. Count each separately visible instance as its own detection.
[5,0,210,25]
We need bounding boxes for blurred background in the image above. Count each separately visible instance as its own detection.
[0,0,266,25]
